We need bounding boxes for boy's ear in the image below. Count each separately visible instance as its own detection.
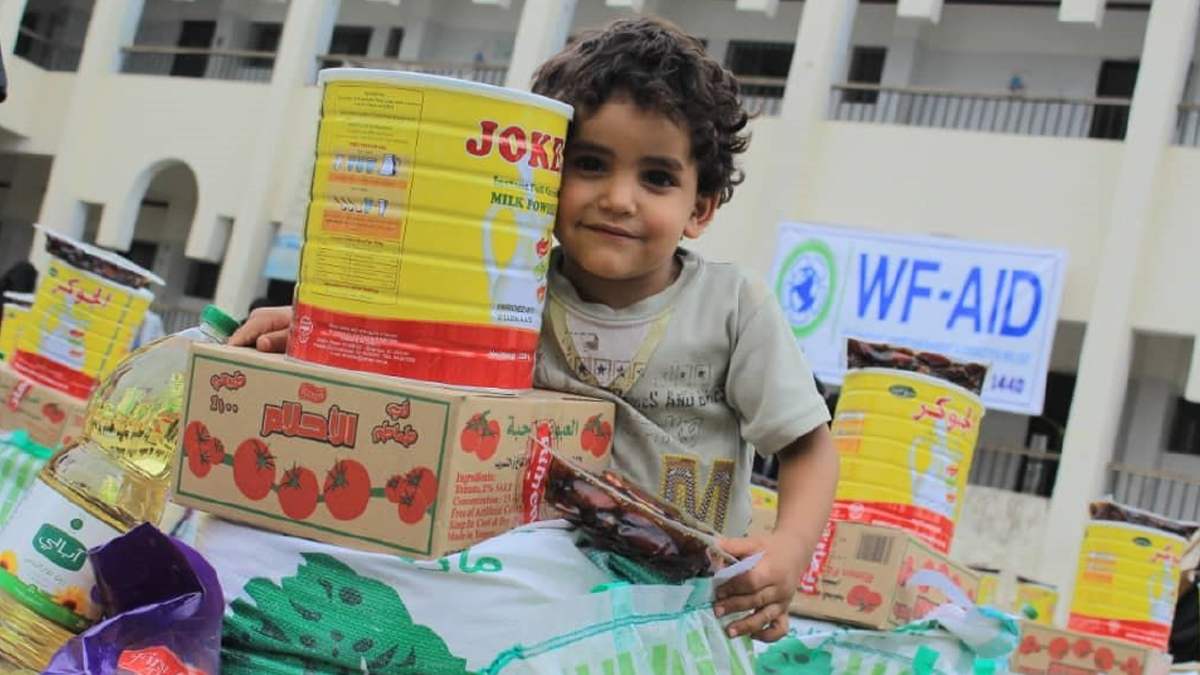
[684,193,719,239]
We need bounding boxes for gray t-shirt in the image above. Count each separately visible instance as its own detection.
[534,248,830,537]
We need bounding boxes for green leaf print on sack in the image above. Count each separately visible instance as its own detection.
[222,552,474,675]
[756,638,834,675]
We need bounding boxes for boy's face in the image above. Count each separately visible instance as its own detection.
[554,97,717,306]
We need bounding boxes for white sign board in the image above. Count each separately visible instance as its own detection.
[770,222,1067,415]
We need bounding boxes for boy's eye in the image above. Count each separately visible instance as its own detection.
[570,155,605,173]
[643,170,678,188]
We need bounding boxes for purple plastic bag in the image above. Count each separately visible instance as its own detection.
[43,523,223,675]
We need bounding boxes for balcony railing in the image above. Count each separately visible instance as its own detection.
[829,83,1133,140]
[14,27,82,72]
[316,56,509,87]
[120,45,276,82]
[1176,104,1200,147]
[152,304,204,335]
[1108,463,1200,523]
[740,76,784,117]
[968,444,1060,497]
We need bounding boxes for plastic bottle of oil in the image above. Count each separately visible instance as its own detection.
[0,304,237,671]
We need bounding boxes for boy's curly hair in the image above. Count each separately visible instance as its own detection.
[531,16,750,205]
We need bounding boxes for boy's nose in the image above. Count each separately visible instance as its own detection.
[598,176,636,216]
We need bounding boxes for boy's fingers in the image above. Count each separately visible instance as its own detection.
[726,602,783,639]
[751,614,790,643]
[255,328,289,353]
[229,307,293,347]
[714,585,775,617]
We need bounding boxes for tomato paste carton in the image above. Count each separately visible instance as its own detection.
[0,359,87,449]
[790,521,981,629]
[1011,623,1171,675]
[170,343,614,558]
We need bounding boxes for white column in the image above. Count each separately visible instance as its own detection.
[896,0,942,23]
[735,0,779,17]
[1187,338,1200,402]
[750,0,859,272]
[880,17,923,87]
[1041,0,1200,625]
[504,0,577,91]
[33,0,146,266]
[1059,0,1104,27]
[211,0,340,315]
[397,0,433,61]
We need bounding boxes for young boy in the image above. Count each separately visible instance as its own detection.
[232,16,837,643]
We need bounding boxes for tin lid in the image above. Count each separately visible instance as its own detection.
[317,68,575,119]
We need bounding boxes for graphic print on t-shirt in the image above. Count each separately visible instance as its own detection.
[661,455,735,533]
[548,298,672,396]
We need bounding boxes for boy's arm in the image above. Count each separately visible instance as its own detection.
[773,423,839,565]
[714,423,838,642]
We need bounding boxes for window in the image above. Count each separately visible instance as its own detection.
[124,241,158,273]
[725,41,794,99]
[384,27,405,59]
[245,22,282,68]
[184,260,222,300]
[845,46,887,104]
[1169,397,1200,456]
[324,26,372,69]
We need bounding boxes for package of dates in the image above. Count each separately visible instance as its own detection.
[543,453,736,582]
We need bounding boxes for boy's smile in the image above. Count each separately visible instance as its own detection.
[554,96,717,309]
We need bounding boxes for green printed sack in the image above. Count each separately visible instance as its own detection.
[760,594,1019,675]
[194,517,755,674]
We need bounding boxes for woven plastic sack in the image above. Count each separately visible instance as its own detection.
[759,572,1019,675]
[193,516,756,675]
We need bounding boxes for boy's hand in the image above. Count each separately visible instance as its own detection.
[230,306,294,353]
[714,533,807,642]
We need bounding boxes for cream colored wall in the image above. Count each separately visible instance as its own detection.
[697,117,1120,324]
[60,74,272,256]
[0,60,73,154]
[951,485,1053,607]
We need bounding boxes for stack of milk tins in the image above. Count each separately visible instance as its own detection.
[749,337,1187,675]
[171,70,614,565]
[0,229,162,452]
[746,339,994,633]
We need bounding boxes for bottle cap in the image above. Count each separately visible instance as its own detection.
[200,305,240,338]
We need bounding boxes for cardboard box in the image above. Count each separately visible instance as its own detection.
[790,520,981,629]
[171,344,614,558]
[1011,622,1172,675]
[0,360,87,449]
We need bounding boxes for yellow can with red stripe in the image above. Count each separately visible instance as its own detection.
[289,70,573,391]
[830,368,984,553]
[11,260,152,398]
[1068,521,1184,651]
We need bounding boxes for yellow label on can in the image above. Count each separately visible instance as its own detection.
[17,261,151,380]
[291,74,572,390]
[0,304,28,362]
[975,570,1000,607]
[1070,521,1182,623]
[1016,580,1058,624]
[830,368,985,553]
